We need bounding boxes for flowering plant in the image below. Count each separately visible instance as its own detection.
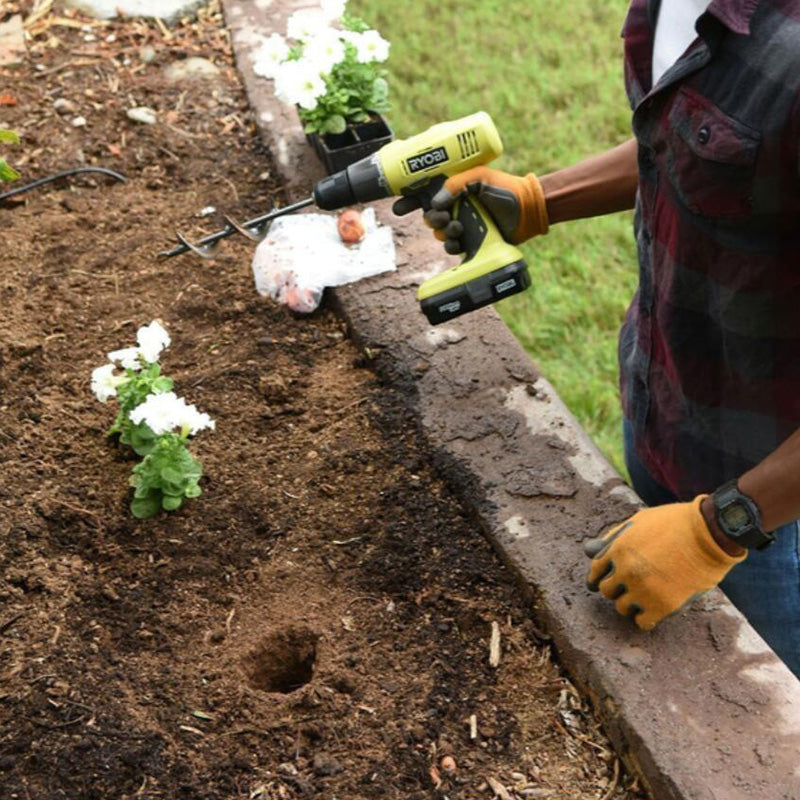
[91,320,215,519]
[253,0,390,136]
[0,129,19,182]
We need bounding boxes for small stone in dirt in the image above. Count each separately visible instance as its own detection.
[127,106,157,125]
[441,756,456,774]
[71,116,87,128]
[312,752,343,777]
[139,45,157,63]
[0,15,25,68]
[278,762,298,776]
[53,98,76,115]
[164,57,221,83]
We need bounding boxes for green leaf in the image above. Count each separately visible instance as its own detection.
[130,424,157,456]
[131,494,161,519]
[0,159,19,182]
[162,494,183,511]
[322,114,347,135]
[0,129,19,144]
[184,484,202,499]
[152,376,173,392]
[160,466,183,485]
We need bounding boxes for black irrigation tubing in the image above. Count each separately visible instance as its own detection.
[0,166,127,202]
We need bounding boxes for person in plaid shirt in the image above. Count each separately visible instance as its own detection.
[397,0,800,676]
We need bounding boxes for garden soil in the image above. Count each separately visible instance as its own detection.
[0,4,639,798]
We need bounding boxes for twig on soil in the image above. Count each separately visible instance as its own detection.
[225,608,236,636]
[600,758,620,800]
[0,613,25,635]
[489,621,501,668]
[34,58,102,77]
[51,498,103,528]
[30,714,87,730]
[469,714,478,741]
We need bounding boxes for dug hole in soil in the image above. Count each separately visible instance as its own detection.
[0,4,641,798]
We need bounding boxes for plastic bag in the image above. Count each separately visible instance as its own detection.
[252,208,396,313]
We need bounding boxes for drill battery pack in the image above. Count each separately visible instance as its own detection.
[419,259,530,325]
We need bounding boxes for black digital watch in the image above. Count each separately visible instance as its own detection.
[711,480,774,551]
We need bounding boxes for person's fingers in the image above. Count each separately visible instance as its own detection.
[586,557,613,592]
[444,220,463,239]
[444,238,464,255]
[392,195,422,216]
[615,593,644,621]
[434,229,447,242]
[424,208,451,230]
[633,606,659,631]
[432,167,490,210]
[583,521,633,559]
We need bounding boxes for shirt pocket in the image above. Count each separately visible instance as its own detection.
[664,86,761,219]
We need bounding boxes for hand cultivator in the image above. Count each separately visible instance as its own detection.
[160,112,530,325]
[157,196,315,259]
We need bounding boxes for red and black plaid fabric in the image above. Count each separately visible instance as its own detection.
[619,0,800,498]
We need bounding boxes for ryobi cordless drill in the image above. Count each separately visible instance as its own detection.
[161,112,529,326]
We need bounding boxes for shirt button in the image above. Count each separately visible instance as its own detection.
[698,126,711,145]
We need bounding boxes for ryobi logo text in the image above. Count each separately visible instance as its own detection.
[407,146,449,174]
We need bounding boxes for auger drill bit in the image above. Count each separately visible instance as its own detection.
[158,196,315,259]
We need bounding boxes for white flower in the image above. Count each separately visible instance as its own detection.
[107,346,142,371]
[136,320,171,363]
[286,9,330,42]
[320,0,347,22]
[253,33,290,79]
[91,364,123,403]
[347,29,390,63]
[274,59,327,110]
[305,28,345,74]
[129,392,215,436]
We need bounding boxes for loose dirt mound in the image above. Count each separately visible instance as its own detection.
[0,4,639,798]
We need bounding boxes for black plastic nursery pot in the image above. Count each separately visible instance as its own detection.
[306,114,392,174]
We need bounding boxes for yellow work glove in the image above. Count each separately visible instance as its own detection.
[392,166,549,254]
[584,496,747,630]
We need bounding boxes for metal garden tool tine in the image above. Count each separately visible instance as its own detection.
[159,196,314,259]
[176,232,219,260]
[223,215,268,242]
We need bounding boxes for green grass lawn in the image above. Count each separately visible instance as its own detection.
[351,0,637,474]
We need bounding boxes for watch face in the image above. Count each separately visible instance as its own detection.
[721,501,751,533]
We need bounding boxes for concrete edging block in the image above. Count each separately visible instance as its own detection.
[223,2,800,796]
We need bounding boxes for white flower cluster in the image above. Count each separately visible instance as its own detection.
[91,320,171,403]
[252,0,390,111]
[129,392,215,437]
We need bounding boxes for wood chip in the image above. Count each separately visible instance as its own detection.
[486,775,512,800]
[469,714,478,741]
[489,621,501,668]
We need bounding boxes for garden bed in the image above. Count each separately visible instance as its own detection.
[0,5,636,798]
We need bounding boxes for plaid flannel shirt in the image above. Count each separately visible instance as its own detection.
[619,0,800,498]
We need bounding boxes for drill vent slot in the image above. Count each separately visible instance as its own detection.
[457,129,479,159]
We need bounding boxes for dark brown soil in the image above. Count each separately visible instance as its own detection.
[0,4,640,799]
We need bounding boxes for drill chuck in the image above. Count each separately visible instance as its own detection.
[313,154,390,210]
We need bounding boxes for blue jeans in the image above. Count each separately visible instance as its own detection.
[623,420,800,678]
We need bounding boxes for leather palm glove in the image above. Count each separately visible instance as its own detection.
[392,166,549,254]
[584,496,747,630]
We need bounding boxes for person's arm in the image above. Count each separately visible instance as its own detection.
[392,138,640,249]
[540,137,639,224]
[699,427,800,557]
